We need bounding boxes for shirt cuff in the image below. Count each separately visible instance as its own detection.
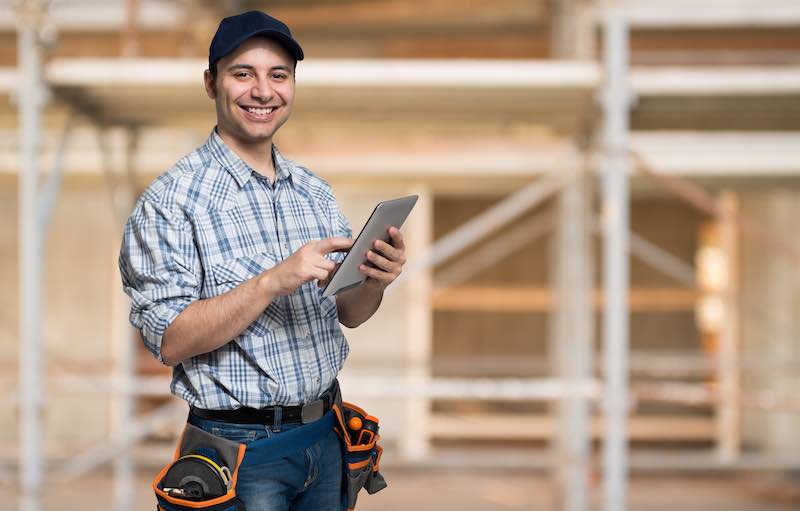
[135,297,194,365]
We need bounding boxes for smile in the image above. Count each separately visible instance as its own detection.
[239,105,278,119]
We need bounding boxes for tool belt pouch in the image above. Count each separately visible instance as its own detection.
[332,400,388,510]
[152,423,246,511]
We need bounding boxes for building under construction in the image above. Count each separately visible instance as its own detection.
[2,1,800,510]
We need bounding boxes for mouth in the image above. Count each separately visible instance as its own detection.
[239,104,278,121]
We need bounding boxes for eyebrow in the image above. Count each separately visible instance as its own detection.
[226,64,292,73]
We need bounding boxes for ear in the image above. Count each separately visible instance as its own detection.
[203,69,216,99]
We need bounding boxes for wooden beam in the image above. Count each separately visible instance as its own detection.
[622,1,800,28]
[430,413,715,441]
[432,286,699,312]
[266,0,549,33]
[717,191,741,462]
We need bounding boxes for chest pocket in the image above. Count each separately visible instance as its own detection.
[210,252,285,331]
[319,292,338,320]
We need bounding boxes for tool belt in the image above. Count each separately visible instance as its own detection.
[153,381,386,511]
[330,387,388,510]
[152,423,246,511]
[154,411,338,510]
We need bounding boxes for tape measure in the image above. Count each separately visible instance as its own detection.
[161,454,231,501]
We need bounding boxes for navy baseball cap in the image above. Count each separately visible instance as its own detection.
[209,11,304,73]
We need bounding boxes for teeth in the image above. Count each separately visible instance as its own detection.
[246,107,274,115]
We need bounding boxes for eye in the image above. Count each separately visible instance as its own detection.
[272,73,287,80]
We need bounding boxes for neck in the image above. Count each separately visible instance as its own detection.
[217,128,275,180]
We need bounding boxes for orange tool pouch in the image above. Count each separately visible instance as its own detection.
[331,396,388,510]
[152,423,246,511]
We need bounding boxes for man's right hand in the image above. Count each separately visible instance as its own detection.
[264,237,353,296]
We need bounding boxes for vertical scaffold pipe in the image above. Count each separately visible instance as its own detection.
[17,2,45,511]
[601,7,631,511]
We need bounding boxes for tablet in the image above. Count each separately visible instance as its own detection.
[322,195,418,298]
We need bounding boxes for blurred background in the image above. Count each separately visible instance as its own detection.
[2,0,800,510]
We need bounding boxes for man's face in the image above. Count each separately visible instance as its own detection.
[204,37,295,147]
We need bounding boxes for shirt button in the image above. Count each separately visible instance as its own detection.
[283,243,289,251]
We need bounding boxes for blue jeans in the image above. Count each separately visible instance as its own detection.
[188,414,344,511]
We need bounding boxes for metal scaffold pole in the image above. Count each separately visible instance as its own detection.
[550,150,594,511]
[549,2,595,510]
[17,1,46,510]
[110,128,140,511]
[601,6,631,511]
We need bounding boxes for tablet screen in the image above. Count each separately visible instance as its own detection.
[322,195,418,298]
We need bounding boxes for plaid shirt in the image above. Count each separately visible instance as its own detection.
[119,130,352,409]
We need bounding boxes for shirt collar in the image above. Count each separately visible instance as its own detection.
[272,145,293,183]
[206,128,292,188]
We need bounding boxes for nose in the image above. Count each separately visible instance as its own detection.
[251,76,273,102]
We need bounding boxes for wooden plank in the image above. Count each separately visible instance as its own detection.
[432,286,699,312]
[430,413,716,442]
[267,0,549,32]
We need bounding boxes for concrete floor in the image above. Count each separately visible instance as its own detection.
[3,468,800,511]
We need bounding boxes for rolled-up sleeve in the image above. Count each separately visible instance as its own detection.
[118,198,201,363]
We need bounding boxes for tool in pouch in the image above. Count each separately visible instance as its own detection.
[331,399,388,510]
[153,423,246,511]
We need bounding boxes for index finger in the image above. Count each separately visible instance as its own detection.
[315,237,354,255]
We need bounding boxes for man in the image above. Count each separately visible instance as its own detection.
[118,11,406,510]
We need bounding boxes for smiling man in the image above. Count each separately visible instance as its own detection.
[118,11,406,511]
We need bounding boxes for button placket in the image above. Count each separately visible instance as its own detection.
[261,176,286,260]
[299,317,316,398]
[301,352,314,398]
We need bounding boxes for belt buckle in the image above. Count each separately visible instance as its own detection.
[301,399,324,424]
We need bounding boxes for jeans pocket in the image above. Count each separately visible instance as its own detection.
[210,426,267,444]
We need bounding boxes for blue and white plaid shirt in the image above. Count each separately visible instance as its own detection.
[119,129,352,409]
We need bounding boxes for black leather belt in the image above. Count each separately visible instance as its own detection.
[190,381,337,425]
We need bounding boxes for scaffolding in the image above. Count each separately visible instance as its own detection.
[7,1,800,511]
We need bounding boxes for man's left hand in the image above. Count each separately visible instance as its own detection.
[359,226,406,291]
